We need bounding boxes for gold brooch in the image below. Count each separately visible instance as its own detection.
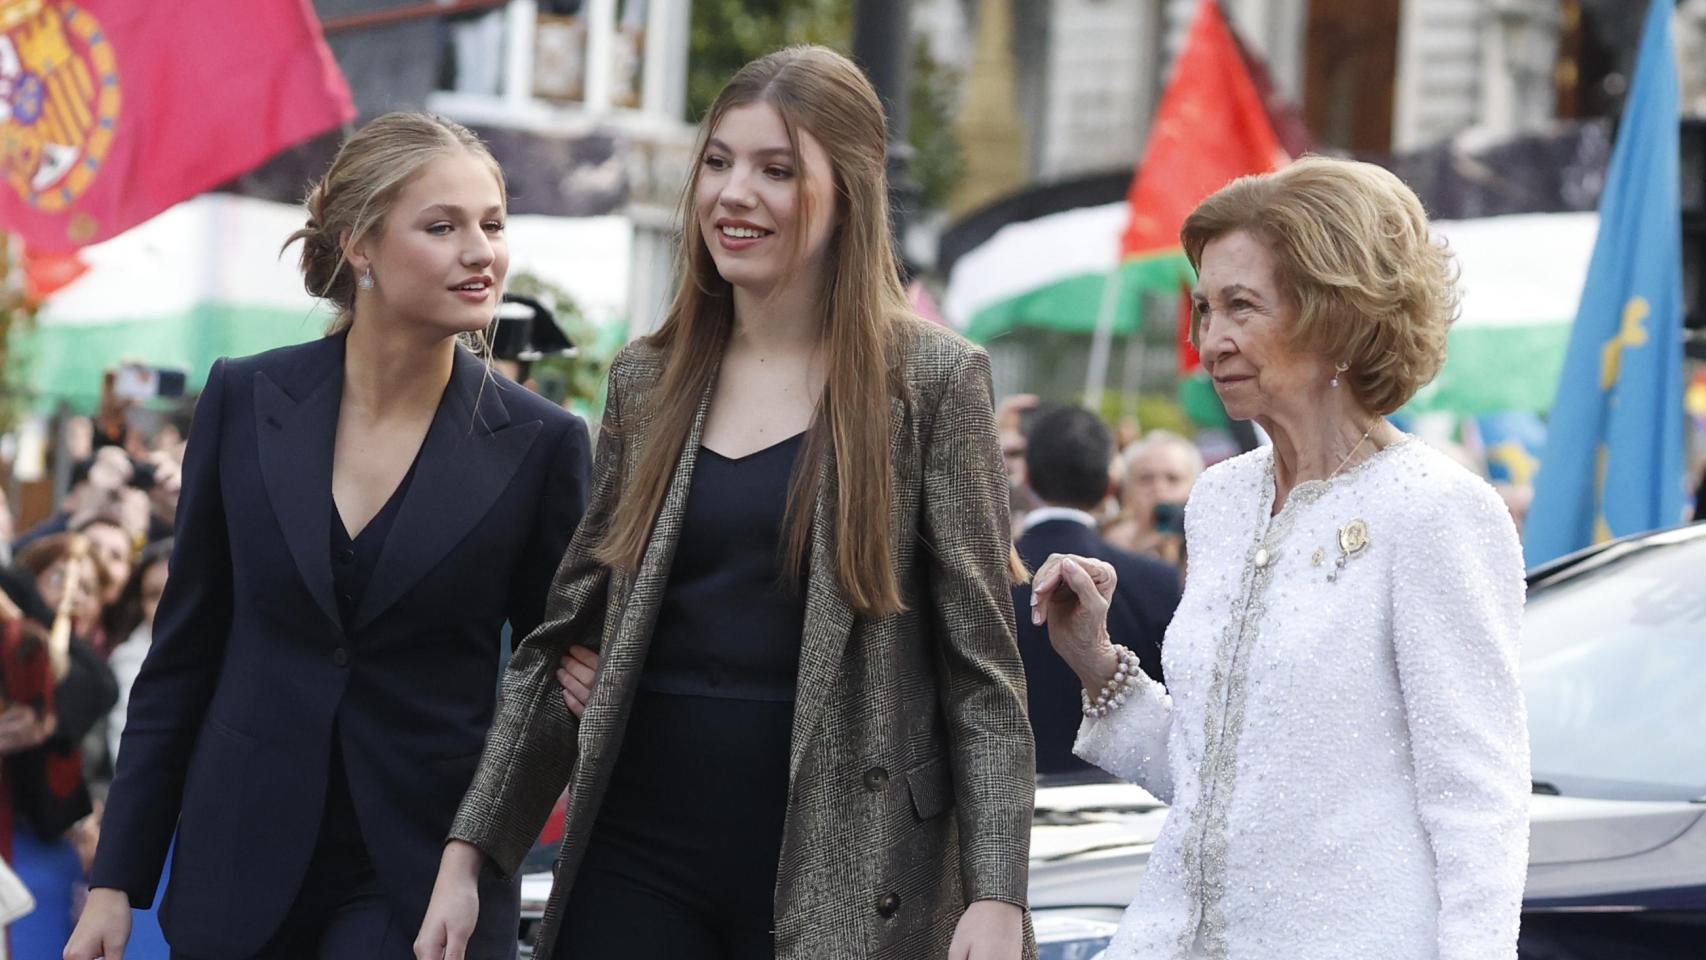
[1326,520,1371,582]
[1338,520,1369,555]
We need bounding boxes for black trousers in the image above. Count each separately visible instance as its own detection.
[169,832,413,960]
[559,691,790,959]
[172,739,489,960]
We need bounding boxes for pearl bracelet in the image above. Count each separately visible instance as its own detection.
[1080,644,1142,718]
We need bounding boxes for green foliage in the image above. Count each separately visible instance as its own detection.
[686,0,853,121]
[504,273,619,419]
[1088,391,1194,440]
[907,37,965,210]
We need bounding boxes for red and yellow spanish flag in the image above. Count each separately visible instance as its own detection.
[0,0,353,252]
[1119,0,1289,372]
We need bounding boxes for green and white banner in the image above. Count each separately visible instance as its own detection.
[943,207,1596,417]
[1407,212,1596,416]
[15,194,633,411]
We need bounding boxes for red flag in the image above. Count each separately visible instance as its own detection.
[0,0,354,253]
[21,243,87,302]
[1118,0,1289,373]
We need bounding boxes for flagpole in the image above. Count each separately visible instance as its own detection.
[1120,292,1148,412]
[1083,263,1124,411]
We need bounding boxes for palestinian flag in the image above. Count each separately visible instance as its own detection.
[1408,212,1596,416]
[944,0,1290,366]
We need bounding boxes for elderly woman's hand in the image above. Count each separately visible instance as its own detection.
[1031,553,1122,692]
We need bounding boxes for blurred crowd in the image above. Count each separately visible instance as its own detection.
[1,370,188,955]
[999,394,1202,575]
[997,392,1546,576]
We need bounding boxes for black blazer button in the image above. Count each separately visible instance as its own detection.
[876,892,900,918]
[332,647,350,668]
[862,767,889,792]
[335,547,355,565]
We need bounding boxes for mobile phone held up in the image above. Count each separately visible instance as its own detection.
[1152,502,1185,536]
[112,364,187,401]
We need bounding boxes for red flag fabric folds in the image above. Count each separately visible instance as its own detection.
[1119,0,1286,260]
[0,0,354,252]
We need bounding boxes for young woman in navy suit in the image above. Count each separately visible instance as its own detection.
[64,113,591,960]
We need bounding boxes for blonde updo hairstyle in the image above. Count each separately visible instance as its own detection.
[284,112,505,334]
[1180,155,1460,416]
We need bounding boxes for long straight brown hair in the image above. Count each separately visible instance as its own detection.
[595,46,912,617]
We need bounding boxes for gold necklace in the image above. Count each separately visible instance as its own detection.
[1326,421,1379,482]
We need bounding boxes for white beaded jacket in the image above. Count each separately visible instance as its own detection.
[1075,437,1529,960]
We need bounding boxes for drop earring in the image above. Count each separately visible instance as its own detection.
[357,268,374,291]
[1331,361,1349,389]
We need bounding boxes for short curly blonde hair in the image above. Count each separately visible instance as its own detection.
[1180,155,1459,415]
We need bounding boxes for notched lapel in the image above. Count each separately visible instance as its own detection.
[787,394,908,785]
[254,369,343,632]
[589,375,716,720]
[354,353,540,631]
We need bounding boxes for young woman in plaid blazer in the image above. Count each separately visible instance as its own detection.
[420,46,1037,960]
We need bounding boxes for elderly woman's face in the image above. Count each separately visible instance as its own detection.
[1194,231,1334,424]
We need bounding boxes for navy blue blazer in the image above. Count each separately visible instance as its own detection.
[1013,517,1180,776]
[90,333,591,958]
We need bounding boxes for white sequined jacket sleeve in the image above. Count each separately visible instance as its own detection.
[1070,468,1221,804]
[1390,473,1529,960]
[1073,672,1175,803]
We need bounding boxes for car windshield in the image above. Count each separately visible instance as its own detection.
[1523,533,1706,801]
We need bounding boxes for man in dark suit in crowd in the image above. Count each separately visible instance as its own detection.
[1013,405,1182,776]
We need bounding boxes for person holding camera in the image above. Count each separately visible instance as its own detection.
[1012,406,1179,777]
[1103,431,1202,572]
[65,113,592,960]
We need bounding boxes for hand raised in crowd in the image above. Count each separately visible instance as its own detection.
[115,487,152,539]
[87,445,134,493]
[556,645,599,718]
[1031,552,1121,690]
[146,448,184,518]
[64,446,136,521]
[0,702,55,757]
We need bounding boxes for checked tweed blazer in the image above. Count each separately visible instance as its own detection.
[450,319,1038,959]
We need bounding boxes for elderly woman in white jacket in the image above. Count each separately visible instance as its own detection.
[1034,156,1529,960]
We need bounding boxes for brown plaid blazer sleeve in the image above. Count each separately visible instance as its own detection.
[446,351,628,874]
[919,345,1035,904]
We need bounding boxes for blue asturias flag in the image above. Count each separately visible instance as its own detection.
[1525,0,1685,567]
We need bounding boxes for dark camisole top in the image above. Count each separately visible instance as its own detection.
[638,432,808,702]
[318,462,416,847]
